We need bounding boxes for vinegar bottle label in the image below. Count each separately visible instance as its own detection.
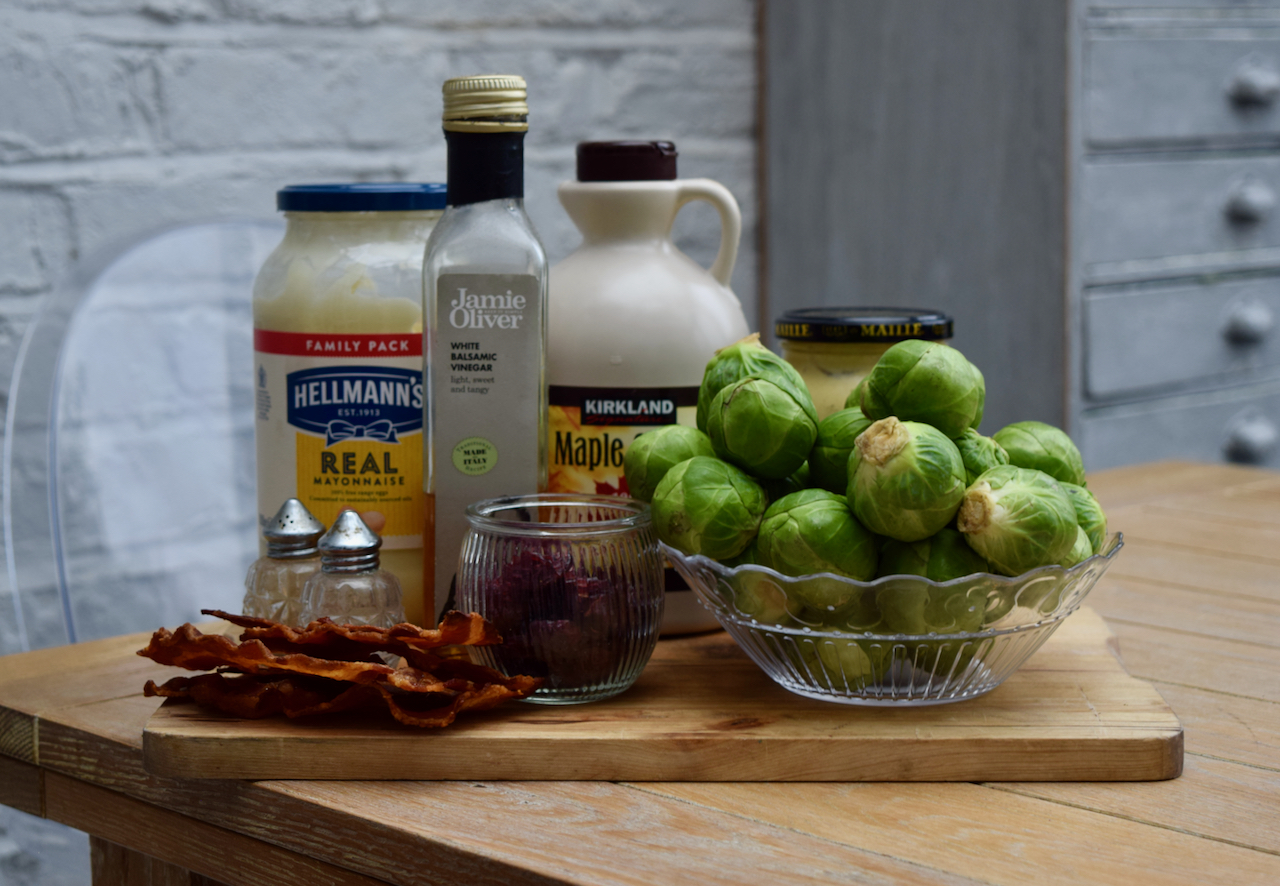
[430,272,545,619]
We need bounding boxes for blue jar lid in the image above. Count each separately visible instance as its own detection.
[277,183,447,212]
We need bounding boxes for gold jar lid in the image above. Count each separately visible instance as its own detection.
[442,75,529,132]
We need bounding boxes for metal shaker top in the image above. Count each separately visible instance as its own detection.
[263,499,326,559]
[317,510,382,574]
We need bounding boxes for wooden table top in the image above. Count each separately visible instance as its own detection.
[1,460,1277,886]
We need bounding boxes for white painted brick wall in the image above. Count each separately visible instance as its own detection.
[0,0,760,639]
[0,0,758,346]
[0,2,758,876]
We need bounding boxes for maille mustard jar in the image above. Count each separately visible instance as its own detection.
[252,183,446,630]
[775,307,954,420]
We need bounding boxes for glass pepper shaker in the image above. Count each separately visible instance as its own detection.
[242,498,325,626]
[297,510,406,628]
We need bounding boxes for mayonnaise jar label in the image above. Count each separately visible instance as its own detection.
[254,330,424,550]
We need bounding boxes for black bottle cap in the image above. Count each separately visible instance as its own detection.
[577,141,678,182]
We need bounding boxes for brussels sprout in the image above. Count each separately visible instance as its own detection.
[860,341,986,439]
[876,540,929,578]
[650,456,767,560]
[729,569,794,626]
[757,489,879,580]
[1059,525,1094,569]
[906,636,979,678]
[816,586,884,631]
[877,528,991,582]
[954,428,1010,485]
[1060,482,1107,554]
[1014,528,1089,616]
[875,529,990,637]
[697,333,814,432]
[956,465,1078,576]
[790,461,811,489]
[811,637,879,684]
[790,633,891,687]
[875,577,986,635]
[753,489,878,615]
[983,593,1017,626]
[706,376,818,479]
[759,470,804,505]
[622,425,715,503]
[809,407,873,494]
[848,417,967,542]
[992,421,1086,486]
[844,376,869,411]
[720,540,762,568]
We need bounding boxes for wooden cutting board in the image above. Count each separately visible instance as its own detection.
[141,606,1182,782]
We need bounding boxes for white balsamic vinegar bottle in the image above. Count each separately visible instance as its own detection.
[422,75,549,622]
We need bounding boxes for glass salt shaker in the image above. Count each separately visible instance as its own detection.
[242,498,325,626]
[297,510,405,628]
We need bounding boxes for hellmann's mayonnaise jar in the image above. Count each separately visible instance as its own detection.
[252,183,446,628]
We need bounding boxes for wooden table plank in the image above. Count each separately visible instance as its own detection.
[1145,682,1280,770]
[1106,621,1280,703]
[1089,574,1280,648]
[0,753,43,816]
[46,773,392,886]
[994,754,1280,854]
[1102,540,1280,605]
[1106,506,1280,564]
[635,781,1280,886]
[0,631,155,685]
[0,633,174,763]
[1086,461,1276,509]
[91,838,232,886]
[269,779,983,886]
[30,695,981,886]
[1154,489,1280,528]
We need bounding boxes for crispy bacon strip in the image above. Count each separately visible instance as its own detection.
[139,624,394,684]
[374,681,531,729]
[399,646,537,689]
[144,674,351,719]
[145,671,537,727]
[140,614,540,729]
[146,674,383,719]
[205,609,503,652]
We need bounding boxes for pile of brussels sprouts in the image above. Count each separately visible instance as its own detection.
[623,335,1109,634]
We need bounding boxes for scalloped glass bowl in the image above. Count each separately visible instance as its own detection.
[664,533,1124,706]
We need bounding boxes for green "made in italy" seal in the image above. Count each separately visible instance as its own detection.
[451,436,498,476]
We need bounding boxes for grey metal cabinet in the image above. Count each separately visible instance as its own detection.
[764,0,1280,470]
[1074,4,1280,469]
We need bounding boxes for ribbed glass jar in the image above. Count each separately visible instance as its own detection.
[458,494,664,704]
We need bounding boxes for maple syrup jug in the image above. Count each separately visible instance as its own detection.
[547,141,750,634]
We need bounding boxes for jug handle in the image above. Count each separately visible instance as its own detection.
[675,179,741,288]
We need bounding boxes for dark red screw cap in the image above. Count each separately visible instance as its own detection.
[576,141,678,182]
